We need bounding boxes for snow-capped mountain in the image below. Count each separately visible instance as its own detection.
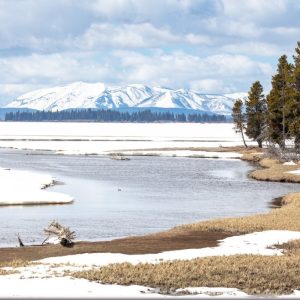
[4,82,247,115]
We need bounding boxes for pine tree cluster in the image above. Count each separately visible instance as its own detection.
[232,41,300,150]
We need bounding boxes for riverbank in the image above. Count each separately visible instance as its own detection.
[238,147,300,183]
[1,190,299,263]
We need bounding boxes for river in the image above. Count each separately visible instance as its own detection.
[0,148,298,247]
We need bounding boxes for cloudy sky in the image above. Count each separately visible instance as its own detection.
[0,0,300,105]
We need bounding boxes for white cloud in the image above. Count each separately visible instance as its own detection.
[0,53,110,85]
[185,33,212,45]
[113,50,273,92]
[221,0,287,21]
[222,42,282,57]
[78,22,179,49]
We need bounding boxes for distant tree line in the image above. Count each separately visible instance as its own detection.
[232,41,300,151]
[5,109,227,123]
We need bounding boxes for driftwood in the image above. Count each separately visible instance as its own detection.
[43,220,76,247]
[15,221,75,248]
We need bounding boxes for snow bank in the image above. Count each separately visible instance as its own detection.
[0,277,161,298]
[0,276,251,298]
[122,150,242,159]
[40,230,300,267]
[0,168,73,205]
[288,169,300,175]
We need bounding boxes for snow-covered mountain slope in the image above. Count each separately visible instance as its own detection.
[4,82,247,115]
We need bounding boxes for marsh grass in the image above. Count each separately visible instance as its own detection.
[0,259,31,276]
[0,269,16,276]
[240,148,300,183]
[0,259,33,268]
[251,163,300,183]
[71,253,300,295]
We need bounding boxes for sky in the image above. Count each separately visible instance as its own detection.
[0,0,300,105]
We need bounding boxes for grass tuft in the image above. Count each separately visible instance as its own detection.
[0,259,34,268]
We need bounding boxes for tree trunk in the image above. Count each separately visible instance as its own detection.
[258,139,263,148]
[240,125,248,148]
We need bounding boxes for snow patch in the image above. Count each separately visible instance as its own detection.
[283,161,297,166]
[0,168,73,205]
[287,169,300,175]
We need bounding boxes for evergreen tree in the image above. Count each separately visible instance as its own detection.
[232,99,247,147]
[245,81,267,148]
[267,55,294,149]
[289,41,300,150]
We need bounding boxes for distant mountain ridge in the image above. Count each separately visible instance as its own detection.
[4,82,247,116]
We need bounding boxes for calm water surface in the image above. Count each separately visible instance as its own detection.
[0,149,299,247]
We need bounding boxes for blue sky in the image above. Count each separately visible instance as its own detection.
[0,0,300,105]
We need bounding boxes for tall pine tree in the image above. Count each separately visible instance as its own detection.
[232,99,247,148]
[289,42,300,150]
[267,55,294,149]
[245,81,267,148]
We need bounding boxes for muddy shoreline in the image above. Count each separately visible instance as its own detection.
[0,230,233,263]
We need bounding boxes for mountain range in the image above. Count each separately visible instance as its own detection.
[3,82,247,116]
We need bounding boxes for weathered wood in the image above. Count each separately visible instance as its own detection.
[43,220,76,247]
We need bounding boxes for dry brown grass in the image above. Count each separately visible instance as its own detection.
[0,269,15,276]
[175,193,300,234]
[237,147,300,183]
[258,158,280,168]
[280,239,300,254]
[0,259,28,276]
[71,253,300,295]
[251,163,300,183]
[239,149,300,183]
[240,149,264,162]
[0,259,33,268]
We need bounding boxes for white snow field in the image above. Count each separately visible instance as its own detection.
[0,122,254,156]
[0,168,73,205]
[1,230,300,298]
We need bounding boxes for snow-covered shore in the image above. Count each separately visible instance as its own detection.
[1,230,300,298]
[0,168,73,205]
[0,122,255,156]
